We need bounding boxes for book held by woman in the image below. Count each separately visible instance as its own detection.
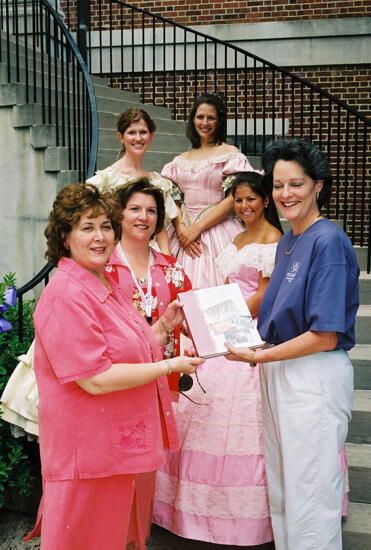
[178,283,263,359]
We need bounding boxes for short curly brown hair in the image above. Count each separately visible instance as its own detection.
[45,183,122,266]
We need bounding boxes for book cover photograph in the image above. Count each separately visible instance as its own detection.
[178,283,263,359]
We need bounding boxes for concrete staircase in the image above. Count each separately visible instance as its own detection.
[91,76,188,172]
[342,251,371,550]
[0,32,187,286]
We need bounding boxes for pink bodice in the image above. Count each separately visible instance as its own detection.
[216,242,278,315]
[161,150,253,222]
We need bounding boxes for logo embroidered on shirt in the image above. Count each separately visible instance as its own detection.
[285,261,300,283]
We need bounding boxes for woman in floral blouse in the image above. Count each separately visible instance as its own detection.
[105,177,192,547]
[106,177,191,365]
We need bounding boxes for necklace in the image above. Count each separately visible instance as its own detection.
[117,242,153,323]
[285,216,322,255]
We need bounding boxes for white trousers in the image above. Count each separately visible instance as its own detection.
[260,350,354,550]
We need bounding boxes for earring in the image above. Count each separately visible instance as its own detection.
[64,241,70,250]
[316,192,320,201]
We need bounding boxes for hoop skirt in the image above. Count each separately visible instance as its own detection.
[153,243,277,545]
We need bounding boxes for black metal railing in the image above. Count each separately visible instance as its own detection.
[0,0,98,179]
[78,0,370,271]
[0,0,99,339]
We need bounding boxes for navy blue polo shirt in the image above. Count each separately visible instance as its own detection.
[258,218,359,350]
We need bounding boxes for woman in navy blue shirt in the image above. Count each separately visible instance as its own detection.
[226,138,359,550]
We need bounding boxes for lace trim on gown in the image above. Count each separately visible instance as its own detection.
[168,149,248,172]
[216,242,277,279]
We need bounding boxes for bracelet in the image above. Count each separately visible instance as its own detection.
[249,349,257,367]
[164,359,173,375]
[159,317,172,336]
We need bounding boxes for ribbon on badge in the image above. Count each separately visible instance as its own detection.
[0,286,17,333]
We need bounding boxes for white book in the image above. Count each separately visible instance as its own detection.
[178,283,263,359]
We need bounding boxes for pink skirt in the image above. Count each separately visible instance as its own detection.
[25,471,156,550]
[168,214,243,289]
[153,359,274,546]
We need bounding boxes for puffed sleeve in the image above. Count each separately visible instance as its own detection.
[161,159,178,182]
[37,295,112,384]
[86,166,127,193]
[215,243,237,279]
[221,151,257,195]
[161,158,184,203]
[257,243,278,278]
[151,173,179,220]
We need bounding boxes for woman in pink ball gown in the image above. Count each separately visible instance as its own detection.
[162,93,254,289]
[153,170,283,546]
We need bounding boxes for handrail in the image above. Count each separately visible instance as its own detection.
[0,0,99,339]
[93,2,371,126]
[82,0,370,271]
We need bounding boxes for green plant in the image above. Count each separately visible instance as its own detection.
[0,273,39,510]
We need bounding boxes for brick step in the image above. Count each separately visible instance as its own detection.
[98,126,189,151]
[354,249,370,273]
[359,277,371,305]
[97,149,180,173]
[353,360,371,391]
[97,108,186,134]
[347,443,371,504]
[342,501,371,550]
[95,94,173,120]
[347,390,371,445]
[349,346,371,391]
[355,314,371,346]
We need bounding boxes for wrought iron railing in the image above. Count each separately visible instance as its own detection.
[73,0,370,271]
[0,0,99,339]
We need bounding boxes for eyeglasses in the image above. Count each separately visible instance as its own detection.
[179,371,206,405]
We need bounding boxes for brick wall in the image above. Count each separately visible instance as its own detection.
[60,1,370,28]
[105,62,370,242]
[120,0,370,24]
[108,64,370,123]
[58,1,370,242]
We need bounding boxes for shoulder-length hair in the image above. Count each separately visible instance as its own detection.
[186,93,227,148]
[231,171,283,233]
[116,107,156,157]
[45,183,122,266]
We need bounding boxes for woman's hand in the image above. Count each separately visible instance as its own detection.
[166,355,204,374]
[225,330,339,365]
[224,343,254,363]
[177,223,202,247]
[184,345,197,357]
[184,242,202,258]
[160,299,183,331]
[152,299,185,345]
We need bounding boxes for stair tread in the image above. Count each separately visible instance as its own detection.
[343,502,371,535]
[357,305,371,316]
[96,106,174,121]
[353,390,371,412]
[349,345,371,361]
[346,442,371,468]
[97,147,184,154]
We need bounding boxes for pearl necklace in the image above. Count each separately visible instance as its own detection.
[285,216,322,255]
